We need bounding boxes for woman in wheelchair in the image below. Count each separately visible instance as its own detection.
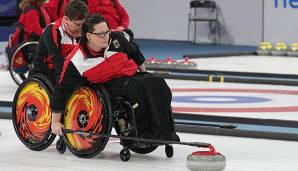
[6,0,50,66]
[5,0,51,85]
[50,14,180,144]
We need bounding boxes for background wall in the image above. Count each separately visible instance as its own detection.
[121,0,298,45]
[264,0,298,44]
[121,0,262,45]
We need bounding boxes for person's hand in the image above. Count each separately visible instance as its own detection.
[51,121,64,135]
[51,112,64,135]
[138,63,146,72]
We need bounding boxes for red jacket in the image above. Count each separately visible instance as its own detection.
[11,5,51,47]
[44,0,129,29]
[87,0,130,29]
[44,0,68,22]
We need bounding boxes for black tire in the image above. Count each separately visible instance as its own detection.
[12,74,56,151]
[120,148,131,161]
[165,145,174,158]
[56,137,66,154]
[9,41,38,86]
[63,85,113,158]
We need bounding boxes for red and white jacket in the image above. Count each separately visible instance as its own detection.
[32,18,80,81]
[59,31,145,84]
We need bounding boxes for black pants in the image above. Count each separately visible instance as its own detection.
[104,72,179,141]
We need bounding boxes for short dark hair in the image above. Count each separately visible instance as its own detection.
[65,0,88,20]
[80,14,107,44]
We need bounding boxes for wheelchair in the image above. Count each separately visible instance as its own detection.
[8,41,38,86]
[12,74,174,161]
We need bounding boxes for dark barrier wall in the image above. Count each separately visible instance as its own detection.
[0,0,18,41]
[0,26,15,41]
[0,0,18,17]
[0,0,18,27]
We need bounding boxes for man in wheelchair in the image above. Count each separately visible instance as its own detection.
[30,0,88,84]
[50,14,180,144]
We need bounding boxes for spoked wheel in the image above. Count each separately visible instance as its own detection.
[9,41,38,86]
[12,74,56,151]
[63,85,112,158]
[113,100,158,154]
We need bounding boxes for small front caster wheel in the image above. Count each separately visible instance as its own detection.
[165,145,174,158]
[56,138,66,154]
[120,148,131,161]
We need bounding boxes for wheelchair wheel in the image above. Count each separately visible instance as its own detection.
[63,85,112,158]
[12,74,56,151]
[113,100,158,154]
[9,41,38,86]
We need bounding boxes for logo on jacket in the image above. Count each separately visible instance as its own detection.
[113,39,120,48]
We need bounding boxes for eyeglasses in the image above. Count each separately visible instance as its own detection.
[90,30,111,38]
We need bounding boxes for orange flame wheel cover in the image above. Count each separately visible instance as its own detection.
[64,86,107,152]
[14,81,52,145]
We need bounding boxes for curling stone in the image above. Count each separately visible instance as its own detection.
[271,42,288,56]
[144,57,161,68]
[256,42,272,56]
[286,43,298,57]
[186,144,226,171]
[160,57,178,69]
[176,57,197,70]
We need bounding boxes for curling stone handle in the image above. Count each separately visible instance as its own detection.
[208,144,216,153]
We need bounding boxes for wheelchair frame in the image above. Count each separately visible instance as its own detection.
[9,41,38,86]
